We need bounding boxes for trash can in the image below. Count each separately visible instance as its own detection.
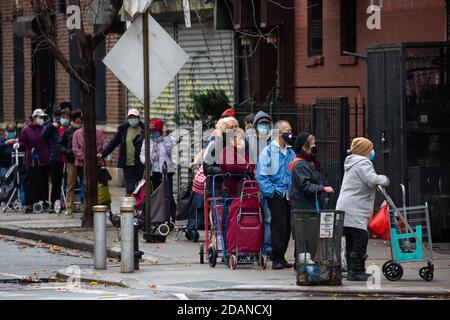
[293,210,345,286]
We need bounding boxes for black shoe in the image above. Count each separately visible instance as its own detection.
[281,260,293,269]
[347,253,372,281]
[272,261,284,270]
[347,271,372,281]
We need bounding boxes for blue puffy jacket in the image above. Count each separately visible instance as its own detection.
[256,141,296,199]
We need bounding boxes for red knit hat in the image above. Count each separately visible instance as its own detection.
[149,118,163,132]
[221,108,236,118]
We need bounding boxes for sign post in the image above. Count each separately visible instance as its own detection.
[142,10,153,242]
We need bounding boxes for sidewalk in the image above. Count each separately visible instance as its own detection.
[1,186,450,297]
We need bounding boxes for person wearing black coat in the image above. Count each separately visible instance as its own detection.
[42,109,71,210]
[58,110,82,215]
[98,109,144,196]
[290,132,335,211]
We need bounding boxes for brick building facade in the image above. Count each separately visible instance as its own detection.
[294,0,448,106]
[0,0,126,170]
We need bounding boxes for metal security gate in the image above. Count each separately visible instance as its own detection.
[367,42,450,242]
[236,97,350,208]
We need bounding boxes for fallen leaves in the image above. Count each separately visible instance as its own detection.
[148,284,158,289]
[88,281,98,285]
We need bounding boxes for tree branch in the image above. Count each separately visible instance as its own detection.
[91,0,123,49]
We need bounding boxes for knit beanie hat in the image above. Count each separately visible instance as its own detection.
[294,132,311,152]
[350,137,373,157]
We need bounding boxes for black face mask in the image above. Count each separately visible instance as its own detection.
[282,132,294,145]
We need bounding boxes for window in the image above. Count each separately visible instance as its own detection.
[14,34,24,121]
[340,0,357,54]
[70,30,107,123]
[308,0,323,57]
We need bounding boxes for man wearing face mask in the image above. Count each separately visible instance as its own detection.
[19,108,51,212]
[248,111,274,257]
[58,110,83,215]
[42,108,72,212]
[0,123,19,184]
[139,118,177,221]
[256,120,296,269]
[98,109,144,196]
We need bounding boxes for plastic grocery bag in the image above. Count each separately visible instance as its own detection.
[98,183,112,208]
[368,204,390,240]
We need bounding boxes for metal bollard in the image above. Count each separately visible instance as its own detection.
[120,205,135,273]
[93,205,108,270]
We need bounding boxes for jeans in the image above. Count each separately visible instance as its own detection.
[261,198,272,256]
[123,165,144,196]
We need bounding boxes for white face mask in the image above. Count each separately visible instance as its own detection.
[35,118,44,126]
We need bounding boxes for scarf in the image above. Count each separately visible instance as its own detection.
[297,150,321,172]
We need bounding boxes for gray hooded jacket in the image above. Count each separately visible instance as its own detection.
[336,154,389,230]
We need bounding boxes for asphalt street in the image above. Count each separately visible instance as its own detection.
[0,236,445,300]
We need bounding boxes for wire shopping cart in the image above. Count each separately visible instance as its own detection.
[378,184,434,282]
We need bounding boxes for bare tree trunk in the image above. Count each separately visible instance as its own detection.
[80,39,97,228]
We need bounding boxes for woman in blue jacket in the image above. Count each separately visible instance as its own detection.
[0,123,18,184]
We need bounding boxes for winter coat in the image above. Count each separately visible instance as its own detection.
[139,135,176,173]
[72,128,104,167]
[58,127,79,163]
[336,154,390,231]
[101,122,145,168]
[203,136,224,198]
[289,157,326,211]
[220,145,255,197]
[0,138,14,168]
[42,123,66,163]
[18,124,51,166]
[256,140,296,199]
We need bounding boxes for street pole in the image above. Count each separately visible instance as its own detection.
[142,10,153,242]
[120,205,135,273]
[93,205,108,270]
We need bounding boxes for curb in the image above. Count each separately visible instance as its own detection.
[0,225,121,259]
[55,270,128,288]
[207,285,450,297]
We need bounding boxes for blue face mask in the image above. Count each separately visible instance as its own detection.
[128,118,139,127]
[60,118,70,127]
[369,149,376,161]
[6,132,16,140]
[257,123,270,135]
[151,132,161,139]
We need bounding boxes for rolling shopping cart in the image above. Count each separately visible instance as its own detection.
[378,184,434,282]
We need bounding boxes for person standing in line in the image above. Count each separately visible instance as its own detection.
[256,120,296,269]
[0,123,19,184]
[336,137,390,281]
[98,109,145,196]
[139,118,177,221]
[72,115,104,188]
[19,109,51,212]
[42,108,71,212]
[248,111,274,257]
[59,110,83,215]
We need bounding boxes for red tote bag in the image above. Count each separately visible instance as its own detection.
[368,205,391,240]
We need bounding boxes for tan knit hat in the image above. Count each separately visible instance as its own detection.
[350,137,373,157]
